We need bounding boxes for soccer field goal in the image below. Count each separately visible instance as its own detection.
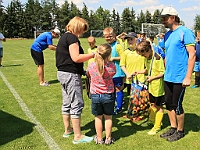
[90,30,104,37]
[141,23,166,37]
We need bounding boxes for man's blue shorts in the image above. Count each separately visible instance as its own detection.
[91,93,115,116]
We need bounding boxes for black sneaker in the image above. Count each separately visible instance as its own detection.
[167,131,185,142]
[160,127,177,138]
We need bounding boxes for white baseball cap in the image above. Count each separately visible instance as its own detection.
[160,6,178,17]
[53,28,60,35]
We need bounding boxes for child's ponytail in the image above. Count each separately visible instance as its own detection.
[94,44,112,76]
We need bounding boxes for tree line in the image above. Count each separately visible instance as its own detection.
[0,0,200,38]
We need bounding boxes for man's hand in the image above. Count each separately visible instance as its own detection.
[182,77,191,87]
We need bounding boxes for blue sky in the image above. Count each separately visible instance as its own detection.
[2,0,200,29]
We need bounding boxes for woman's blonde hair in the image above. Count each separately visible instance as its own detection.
[66,16,88,36]
[95,44,112,76]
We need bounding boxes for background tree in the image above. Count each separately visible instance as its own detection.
[152,9,161,24]
[69,2,81,19]
[3,0,25,38]
[145,10,152,23]
[137,10,146,33]
[81,2,90,37]
[58,1,70,32]
[194,14,200,34]
[0,0,6,32]
[130,7,138,33]
[121,8,132,33]
[1,1,196,38]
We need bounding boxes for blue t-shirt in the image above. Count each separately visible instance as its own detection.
[195,42,200,62]
[164,26,195,83]
[158,37,165,49]
[152,43,165,59]
[31,32,53,52]
[110,41,125,78]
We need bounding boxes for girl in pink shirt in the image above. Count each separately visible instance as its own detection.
[86,43,116,145]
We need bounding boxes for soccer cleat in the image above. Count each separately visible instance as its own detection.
[160,127,176,138]
[166,131,185,142]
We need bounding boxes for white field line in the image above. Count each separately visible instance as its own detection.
[0,71,60,150]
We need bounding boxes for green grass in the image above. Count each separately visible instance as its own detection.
[0,38,200,150]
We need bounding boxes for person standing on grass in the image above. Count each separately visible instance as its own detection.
[85,36,98,98]
[120,32,147,97]
[136,40,165,135]
[103,27,125,115]
[87,36,97,65]
[56,16,94,144]
[30,28,60,86]
[86,44,116,145]
[159,6,196,142]
[191,30,200,88]
[0,32,6,68]
[120,32,147,122]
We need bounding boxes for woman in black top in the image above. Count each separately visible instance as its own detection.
[56,16,95,144]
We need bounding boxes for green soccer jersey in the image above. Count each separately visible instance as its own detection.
[148,53,165,97]
[120,49,147,84]
[87,46,97,65]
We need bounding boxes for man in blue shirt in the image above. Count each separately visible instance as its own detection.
[191,30,200,88]
[159,6,196,142]
[31,28,60,86]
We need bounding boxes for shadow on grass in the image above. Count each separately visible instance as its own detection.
[184,113,200,134]
[150,112,200,136]
[48,79,59,84]
[0,110,35,146]
[2,64,24,67]
[82,96,152,141]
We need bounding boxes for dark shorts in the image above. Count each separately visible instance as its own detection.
[113,77,124,87]
[91,93,115,116]
[31,49,44,65]
[0,47,3,58]
[164,81,185,114]
[149,93,164,106]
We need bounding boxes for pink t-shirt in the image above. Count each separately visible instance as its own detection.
[87,62,116,94]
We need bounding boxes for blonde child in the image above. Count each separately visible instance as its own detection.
[136,40,165,135]
[86,44,116,145]
[87,36,97,65]
[85,36,97,97]
[120,32,147,121]
[103,27,125,115]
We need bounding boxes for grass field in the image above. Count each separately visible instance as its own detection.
[0,38,200,150]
